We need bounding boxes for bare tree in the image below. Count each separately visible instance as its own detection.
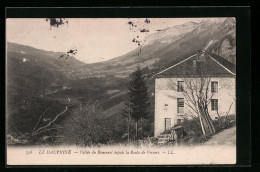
[167,51,216,137]
[181,76,216,136]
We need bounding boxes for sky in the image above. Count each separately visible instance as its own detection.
[6,18,206,63]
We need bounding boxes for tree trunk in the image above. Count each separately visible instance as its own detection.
[135,122,138,140]
[199,115,206,136]
[201,113,211,136]
[127,120,130,143]
[127,114,130,143]
[203,104,215,134]
[140,117,143,138]
[205,109,215,133]
[198,103,215,136]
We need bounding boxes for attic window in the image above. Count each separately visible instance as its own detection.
[165,104,168,106]
[200,54,205,61]
[193,59,197,68]
[197,54,200,61]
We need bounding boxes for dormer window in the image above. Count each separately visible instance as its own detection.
[193,59,197,68]
[197,54,200,61]
[200,54,205,61]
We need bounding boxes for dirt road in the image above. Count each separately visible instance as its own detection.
[204,126,236,146]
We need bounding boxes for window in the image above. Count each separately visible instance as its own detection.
[163,104,168,111]
[177,119,181,125]
[177,81,184,92]
[200,54,205,61]
[211,81,218,93]
[211,99,218,111]
[165,118,171,130]
[196,54,200,61]
[177,98,184,113]
[193,59,197,68]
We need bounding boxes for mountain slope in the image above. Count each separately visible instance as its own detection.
[76,18,236,125]
[74,18,236,79]
[6,42,87,107]
[6,42,129,139]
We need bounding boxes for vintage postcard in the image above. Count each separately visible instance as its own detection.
[6,17,236,165]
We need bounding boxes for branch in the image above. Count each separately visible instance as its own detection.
[32,127,64,136]
[207,93,214,105]
[184,101,200,117]
[226,102,233,119]
[186,109,198,118]
[32,101,56,133]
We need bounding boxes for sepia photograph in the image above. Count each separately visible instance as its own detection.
[6,17,237,165]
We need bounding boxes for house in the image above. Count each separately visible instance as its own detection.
[153,51,236,137]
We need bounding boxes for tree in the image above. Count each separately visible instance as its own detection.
[181,76,216,137]
[122,66,151,140]
[181,51,216,136]
[122,99,133,143]
[62,102,110,146]
[167,51,216,137]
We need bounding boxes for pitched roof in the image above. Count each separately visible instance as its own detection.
[153,51,236,78]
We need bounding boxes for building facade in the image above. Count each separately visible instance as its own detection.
[153,52,236,137]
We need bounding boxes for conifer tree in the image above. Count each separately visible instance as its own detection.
[123,66,151,140]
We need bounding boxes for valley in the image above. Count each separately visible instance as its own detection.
[6,18,236,145]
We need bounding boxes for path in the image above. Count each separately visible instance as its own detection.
[204,125,236,146]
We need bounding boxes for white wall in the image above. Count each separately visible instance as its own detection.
[154,77,236,137]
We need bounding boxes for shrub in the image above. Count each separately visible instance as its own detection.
[212,114,236,133]
[62,103,111,146]
[180,115,236,145]
[178,118,207,144]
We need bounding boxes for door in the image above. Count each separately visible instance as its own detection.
[165,118,171,130]
[177,119,181,125]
